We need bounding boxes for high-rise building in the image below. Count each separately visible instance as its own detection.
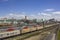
[25,16,27,20]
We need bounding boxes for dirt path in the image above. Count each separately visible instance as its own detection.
[24,34,41,40]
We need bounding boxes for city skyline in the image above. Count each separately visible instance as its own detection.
[0,0,60,20]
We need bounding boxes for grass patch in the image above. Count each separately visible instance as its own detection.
[57,30,60,40]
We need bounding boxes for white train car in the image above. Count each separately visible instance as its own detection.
[0,30,20,38]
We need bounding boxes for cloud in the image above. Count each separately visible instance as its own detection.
[38,12,52,17]
[37,12,53,20]
[52,11,60,14]
[1,9,60,21]
[37,9,60,20]
[5,12,52,20]
[4,13,26,19]
[41,13,51,16]
[9,13,13,16]
[44,9,54,12]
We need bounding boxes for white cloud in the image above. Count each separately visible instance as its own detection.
[4,13,26,19]
[44,9,54,12]
[37,12,41,15]
[52,11,60,14]
[42,13,51,16]
[37,9,60,20]
[1,9,60,21]
[38,12,52,17]
[36,12,53,20]
[9,13,13,16]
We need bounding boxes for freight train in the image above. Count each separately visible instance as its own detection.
[0,24,43,39]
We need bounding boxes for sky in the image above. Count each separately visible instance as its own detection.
[0,0,60,20]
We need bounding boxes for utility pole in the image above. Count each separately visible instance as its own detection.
[42,19,44,28]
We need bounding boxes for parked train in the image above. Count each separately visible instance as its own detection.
[0,30,20,38]
[0,24,43,39]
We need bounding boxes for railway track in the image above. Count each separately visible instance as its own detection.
[1,23,59,40]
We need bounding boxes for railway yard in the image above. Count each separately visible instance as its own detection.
[0,0,60,40]
[3,23,59,40]
[0,18,59,40]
